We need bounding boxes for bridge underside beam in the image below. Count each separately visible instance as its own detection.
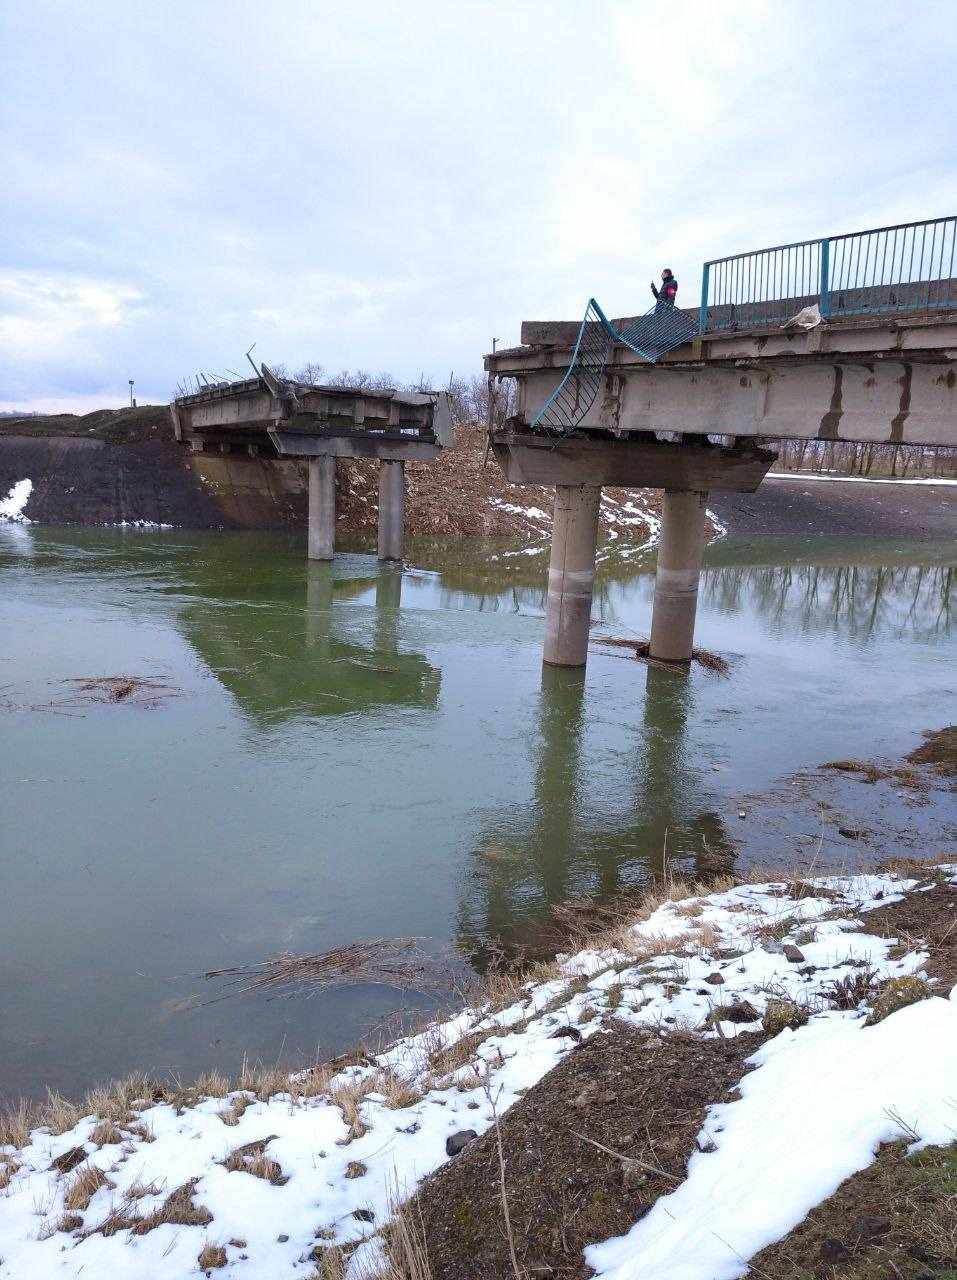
[269,431,440,464]
[492,432,776,491]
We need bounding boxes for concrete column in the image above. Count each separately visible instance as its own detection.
[307,457,336,561]
[543,484,602,667]
[649,489,709,663]
[377,460,405,561]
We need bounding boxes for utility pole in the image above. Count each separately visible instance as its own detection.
[487,338,500,433]
[129,379,135,408]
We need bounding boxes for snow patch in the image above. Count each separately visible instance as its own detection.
[587,995,957,1280]
[0,478,33,522]
[767,471,957,487]
[1,869,953,1280]
[105,519,174,530]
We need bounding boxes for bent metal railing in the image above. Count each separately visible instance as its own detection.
[530,297,698,434]
[700,215,957,334]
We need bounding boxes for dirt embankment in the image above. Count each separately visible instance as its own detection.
[0,410,668,542]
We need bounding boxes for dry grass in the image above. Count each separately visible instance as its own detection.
[197,1241,228,1270]
[427,1029,488,1080]
[90,1119,123,1147]
[329,1076,377,1142]
[131,1178,212,1235]
[63,1164,111,1212]
[0,1154,21,1190]
[223,1138,288,1186]
[374,1070,423,1111]
[218,1095,252,1126]
[383,1191,435,1280]
[751,1139,957,1277]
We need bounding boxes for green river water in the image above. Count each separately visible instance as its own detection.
[1,523,953,1099]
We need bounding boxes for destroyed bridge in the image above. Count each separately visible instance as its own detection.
[172,214,957,673]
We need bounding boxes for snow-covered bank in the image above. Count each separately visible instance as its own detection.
[0,478,32,522]
[1,867,954,1280]
[767,471,957,486]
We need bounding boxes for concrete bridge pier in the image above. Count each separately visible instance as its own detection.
[543,484,602,667]
[649,490,709,664]
[377,460,406,562]
[307,457,337,561]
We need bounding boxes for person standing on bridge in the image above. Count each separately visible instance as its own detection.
[651,268,678,311]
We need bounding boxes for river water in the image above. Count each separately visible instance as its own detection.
[1,523,954,1099]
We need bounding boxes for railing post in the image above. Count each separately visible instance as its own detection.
[698,262,710,334]
[819,238,831,319]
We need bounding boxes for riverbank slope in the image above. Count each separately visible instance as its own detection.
[0,411,666,544]
[1,859,954,1280]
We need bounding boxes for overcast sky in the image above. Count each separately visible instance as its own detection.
[2,0,955,412]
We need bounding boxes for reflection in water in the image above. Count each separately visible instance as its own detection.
[393,537,954,643]
[459,663,735,964]
[700,562,953,642]
[181,557,440,725]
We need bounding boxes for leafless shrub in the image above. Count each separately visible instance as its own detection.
[824,968,877,1011]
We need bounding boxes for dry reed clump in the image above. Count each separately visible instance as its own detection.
[426,1029,488,1081]
[223,1137,288,1186]
[374,1070,423,1111]
[197,1241,228,1270]
[0,1072,160,1152]
[329,1076,377,1142]
[90,1119,123,1147]
[63,1164,111,1212]
[310,1246,348,1279]
[130,1178,212,1235]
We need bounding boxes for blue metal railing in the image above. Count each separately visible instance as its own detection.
[700,215,957,333]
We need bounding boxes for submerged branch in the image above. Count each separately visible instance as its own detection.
[202,938,452,1003]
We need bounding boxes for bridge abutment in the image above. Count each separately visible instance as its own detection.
[308,457,337,561]
[543,484,602,667]
[377,460,406,562]
[649,489,709,663]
